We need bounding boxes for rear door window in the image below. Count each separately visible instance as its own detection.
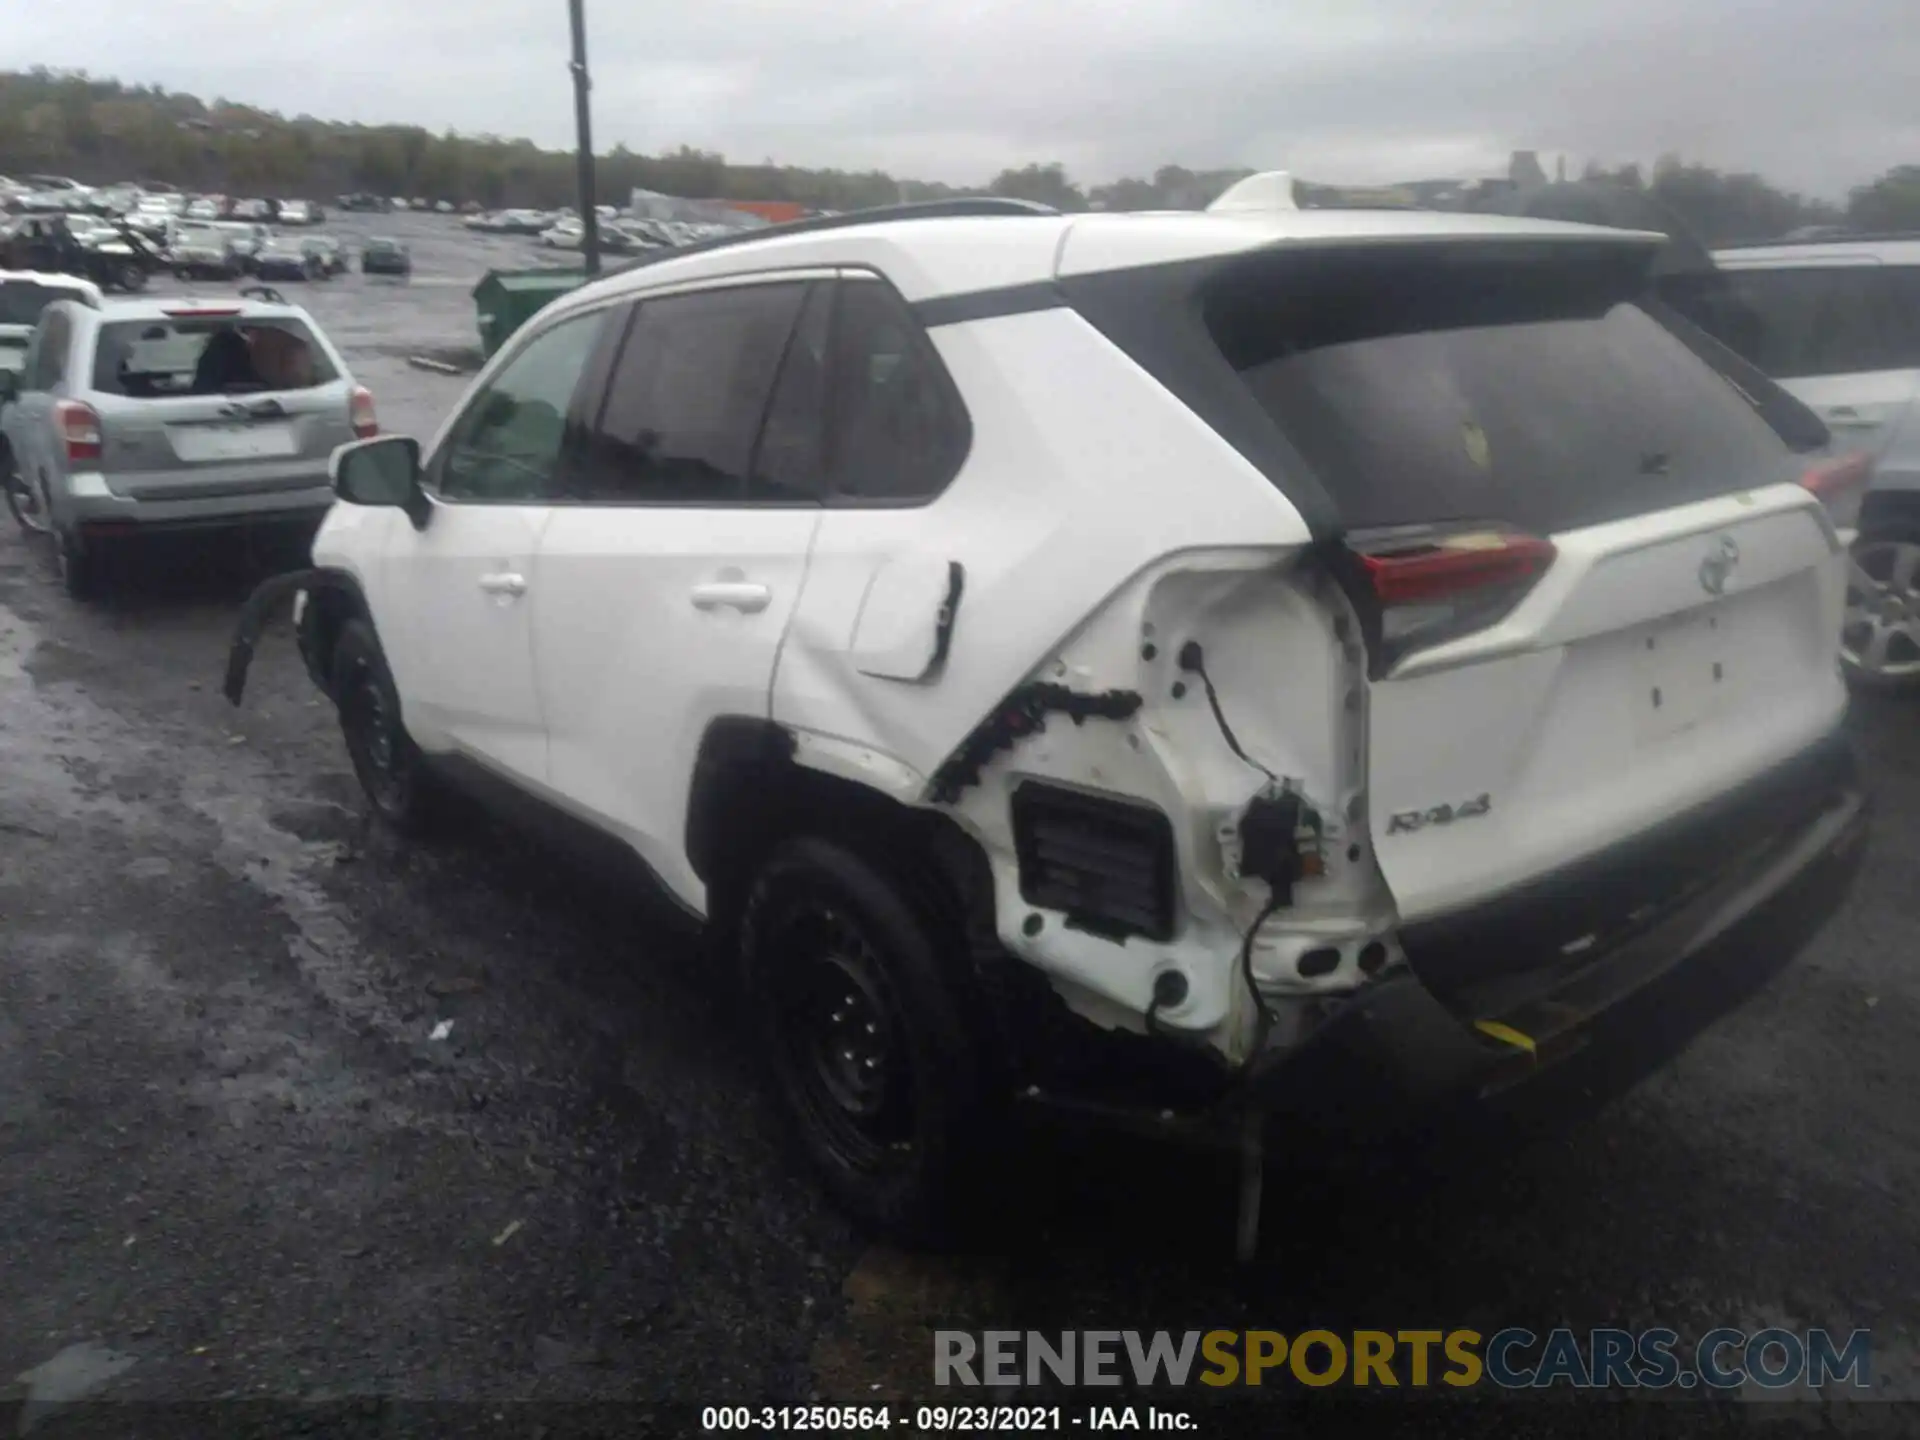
[1707,265,1920,378]
[90,317,338,397]
[823,277,970,503]
[1210,246,1798,534]
[576,281,807,504]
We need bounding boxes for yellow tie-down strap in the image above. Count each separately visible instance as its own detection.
[1473,1019,1538,1057]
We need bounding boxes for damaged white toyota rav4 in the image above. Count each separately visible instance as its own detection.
[228,193,1869,1252]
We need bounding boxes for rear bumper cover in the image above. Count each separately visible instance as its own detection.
[1024,725,1867,1142]
[1254,760,1865,1117]
[61,470,333,532]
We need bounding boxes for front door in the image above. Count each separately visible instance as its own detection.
[379,305,612,786]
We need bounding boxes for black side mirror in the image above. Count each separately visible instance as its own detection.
[331,435,430,529]
[0,370,18,405]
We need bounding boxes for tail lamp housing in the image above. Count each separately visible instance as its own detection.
[1799,451,1871,538]
[1339,523,1557,676]
[54,399,103,464]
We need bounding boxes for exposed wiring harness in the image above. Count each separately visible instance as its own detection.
[1177,639,1303,1071]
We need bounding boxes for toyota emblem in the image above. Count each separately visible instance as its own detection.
[1699,535,1740,595]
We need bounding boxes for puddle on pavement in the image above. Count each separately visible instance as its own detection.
[10,1340,137,1433]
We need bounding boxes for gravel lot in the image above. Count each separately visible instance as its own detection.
[2,212,1918,1436]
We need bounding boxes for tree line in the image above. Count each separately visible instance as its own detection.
[3,67,1918,244]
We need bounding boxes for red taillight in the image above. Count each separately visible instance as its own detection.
[349,385,378,438]
[1354,528,1557,605]
[1344,525,1556,669]
[54,399,102,463]
[1799,451,1871,533]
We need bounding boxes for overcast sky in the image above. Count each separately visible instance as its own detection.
[6,0,1915,198]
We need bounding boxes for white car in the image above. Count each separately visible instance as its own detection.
[229,193,1868,1249]
[1691,236,1920,690]
[539,217,584,250]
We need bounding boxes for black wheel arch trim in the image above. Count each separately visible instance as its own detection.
[684,716,799,887]
[223,565,371,707]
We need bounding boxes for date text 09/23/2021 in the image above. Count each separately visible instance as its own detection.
[701,1406,1192,1432]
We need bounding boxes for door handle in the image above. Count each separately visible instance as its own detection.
[1825,406,1867,424]
[478,571,527,597]
[689,581,771,613]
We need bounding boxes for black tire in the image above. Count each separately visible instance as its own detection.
[738,836,995,1245]
[330,619,445,835]
[115,260,145,292]
[1841,517,1920,695]
[2,445,50,537]
[55,529,103,601]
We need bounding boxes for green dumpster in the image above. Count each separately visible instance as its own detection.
[472,267,588,358]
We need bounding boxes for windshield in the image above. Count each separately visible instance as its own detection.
[91,316,338,397]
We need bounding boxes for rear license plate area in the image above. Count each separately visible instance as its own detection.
[173,423,296,463]
[1632,604,1729,744]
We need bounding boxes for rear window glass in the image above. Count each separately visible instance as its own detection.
[1209,246,1798,534]
[91,317,338,397]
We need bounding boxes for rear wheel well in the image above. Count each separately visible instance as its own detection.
[688,720,990,919]
[686,721,1022,1069]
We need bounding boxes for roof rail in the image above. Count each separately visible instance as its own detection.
[606,196,1059,278]
[1716,230,1920,249]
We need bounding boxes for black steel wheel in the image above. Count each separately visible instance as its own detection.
[739,836,993,1243]
[330,619,442,834]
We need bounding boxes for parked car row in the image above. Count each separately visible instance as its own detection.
[165,222,406,282]
[462,205,749,253]
[1,179,330,232]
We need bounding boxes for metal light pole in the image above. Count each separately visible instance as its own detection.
[567,0,601,276]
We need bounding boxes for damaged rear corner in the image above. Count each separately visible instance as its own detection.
[925,545,1416,1098]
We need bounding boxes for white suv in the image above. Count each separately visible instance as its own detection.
[1692,236,1920,689]
[228,197,1868,1248]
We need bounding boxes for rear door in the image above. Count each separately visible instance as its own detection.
[1709,258,1920,461]
[1217,242,1848,924]
[531,275,827,908]
[87,309,357,498]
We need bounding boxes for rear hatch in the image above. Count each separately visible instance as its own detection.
[87,308,361,499]
[1201,239,1853,930]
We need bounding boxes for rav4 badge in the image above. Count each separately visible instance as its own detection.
[1387,793,1492,835]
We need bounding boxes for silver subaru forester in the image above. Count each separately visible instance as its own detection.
[0,290,375,597]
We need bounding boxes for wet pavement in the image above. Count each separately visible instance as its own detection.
[3,214,1920,1435]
